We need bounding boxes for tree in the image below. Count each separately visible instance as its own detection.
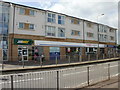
[117,45,120,49]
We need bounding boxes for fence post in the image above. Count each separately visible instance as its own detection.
[22,60,24,68]
[87,67,90,86]
[88,54,90,61]
[56,56,58,65]
[40,56,42,67]
[103,54,105,59]
[11,75,13,90]
[108,64,110,80]
[68,56,70,64]
[57,71,59,90]
[79,55,82,62]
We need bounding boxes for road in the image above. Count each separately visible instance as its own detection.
[1,61,119,89]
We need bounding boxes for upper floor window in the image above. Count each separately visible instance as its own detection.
[47,13,56,23]
[110,36,114,41]
[71,18,80,24]
[87,32,94,38]
[20,8,25,15]
[99,25,107,33]
[19,8,35,16]
[29,24,34,29]
[29,10,34,16]
[58,15,65,25]
[87,22,93,28]
[19,22,35,30]
[71,30,80,36]
[58,28,65,37]
[109,29,114,33]
[19,23,24,29]
[46,26,56,36]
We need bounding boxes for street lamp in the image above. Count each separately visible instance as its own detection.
[97,14,104,59]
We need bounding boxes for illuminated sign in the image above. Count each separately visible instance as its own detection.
[14,38,33,45]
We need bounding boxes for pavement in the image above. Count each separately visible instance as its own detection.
[1,57,119,73]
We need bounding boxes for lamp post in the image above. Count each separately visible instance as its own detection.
[97,14,104,59]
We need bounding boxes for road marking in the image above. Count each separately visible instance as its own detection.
[0,77,43,84]
[63,70,87,76]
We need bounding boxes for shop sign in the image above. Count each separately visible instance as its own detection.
[107,45,116,48]
[14,38,33,45]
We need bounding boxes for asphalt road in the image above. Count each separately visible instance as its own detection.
[1,61,119,89]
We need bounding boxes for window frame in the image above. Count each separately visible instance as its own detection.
[58,27,65,37]
[47,13,56,23]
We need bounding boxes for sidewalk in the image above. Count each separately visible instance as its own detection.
[79,76,119,89]
[1,57,120,72]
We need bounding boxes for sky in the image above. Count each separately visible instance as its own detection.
[3,0,120,44]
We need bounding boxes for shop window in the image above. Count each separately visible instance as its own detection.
[58,15,65,25]
[47,13,56,23]
[58,28,65,37]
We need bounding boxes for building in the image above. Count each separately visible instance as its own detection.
[0,1,117,61]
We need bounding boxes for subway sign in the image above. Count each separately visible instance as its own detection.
[14,38,33,45]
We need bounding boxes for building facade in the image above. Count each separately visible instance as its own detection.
[0,1,117,61]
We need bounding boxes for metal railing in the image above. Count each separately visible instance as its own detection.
[1,53,120,69]
[1,61,119,89]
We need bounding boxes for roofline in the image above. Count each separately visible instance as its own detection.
[1,0,117,30]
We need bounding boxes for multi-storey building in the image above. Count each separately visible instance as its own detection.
[0,1,117,61]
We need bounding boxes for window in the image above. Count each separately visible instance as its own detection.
[19,8,25,14]
[19,23,24,29]
[19,23,34,30]
[46,26,56,36]
[58,15,65,25]
[87,22,92,28]
[109,29,114,33]
[110,36,114,41]
[58,28,65,37]
[29,10,34,15]
[99,25,107,33]
[29,24,34,30]
[71,30,80,36]
[47,13,56,23]
[19,8,35,16]
[99,34,108,41]
[87,32,94,38]
[71,18,80,24]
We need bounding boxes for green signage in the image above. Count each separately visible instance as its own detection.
[14,38,33,45]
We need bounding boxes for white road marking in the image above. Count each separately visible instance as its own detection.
[63,70,87,76]
[0,77,43,84]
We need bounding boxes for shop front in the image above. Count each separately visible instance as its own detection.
[14,38,34,61]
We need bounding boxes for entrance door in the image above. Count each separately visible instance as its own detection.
[18,46,28,61]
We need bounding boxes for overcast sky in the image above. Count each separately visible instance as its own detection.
[3,0,120,44]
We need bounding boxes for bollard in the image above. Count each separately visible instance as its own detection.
[11,75,14,90]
